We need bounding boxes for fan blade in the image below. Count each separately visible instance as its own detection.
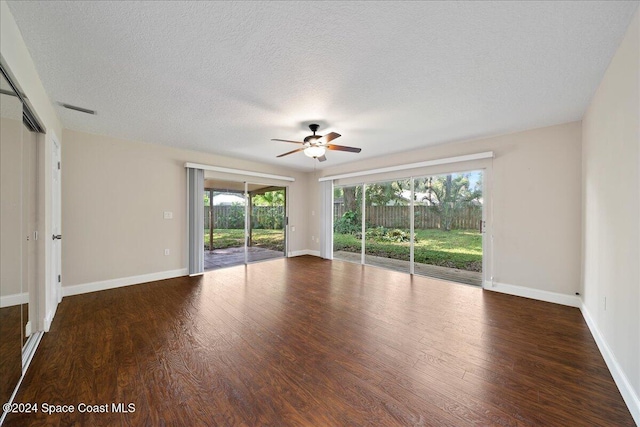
[276,147,305,158]
[316,132,341,145]
[327,144,361,153]
[317,155,327,162]
[271,138,304,144]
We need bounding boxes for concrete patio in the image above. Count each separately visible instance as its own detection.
[334,250,482,286]
[204,246,284,270]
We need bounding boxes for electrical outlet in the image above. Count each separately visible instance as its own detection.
[164,249,170,256]
[311,236,315,241]
[291,226,296,232]
[163,211,173,219]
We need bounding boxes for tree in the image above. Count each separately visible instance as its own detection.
[343,186,359,213]
[415,173,482,231]
[334,186,362,235]
[365,180,409,206]
[338,180,409,213]
[251,190,285,229]
[252,190,284,206]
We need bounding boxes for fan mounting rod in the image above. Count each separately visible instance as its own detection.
[304,124,323,145]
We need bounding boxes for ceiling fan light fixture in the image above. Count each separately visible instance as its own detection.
[273,124,359,161]
[304,145,326,158]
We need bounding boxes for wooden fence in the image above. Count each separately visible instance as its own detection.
[206,204,480,230]
[333,204,482,230]
[205,206,285,229]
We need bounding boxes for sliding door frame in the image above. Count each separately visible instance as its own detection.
[186,163,294,272]
[327,163,492,288]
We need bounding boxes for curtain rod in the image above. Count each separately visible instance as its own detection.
[318,152,494,182]
[184,162,296,182]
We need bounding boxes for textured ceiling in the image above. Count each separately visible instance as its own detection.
[7,1,638,171]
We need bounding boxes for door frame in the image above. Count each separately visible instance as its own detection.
[203,180,289,269]
[245,182,288,262]
[51,135,62,304]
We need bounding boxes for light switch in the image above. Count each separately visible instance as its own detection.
[291,226,296,232]
[163,211,173,219]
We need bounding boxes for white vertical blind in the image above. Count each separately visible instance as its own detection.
[187,168,204,275]
[319,180,333,259]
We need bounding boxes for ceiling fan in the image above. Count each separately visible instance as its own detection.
[272,124,361,162]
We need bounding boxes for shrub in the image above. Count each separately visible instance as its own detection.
[256,207,283,230]
[334,211,360,235]
[214,206,246,229]
[387,228,414,242]
[358,226,416,243]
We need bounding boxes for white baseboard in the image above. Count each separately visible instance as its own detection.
[484,281,581,307]
[484,281,638,422]
[580,303,640,425]
[288,250,321,257]
[62,268,188,298]
[43,309,54,332]
[0,292,28,308]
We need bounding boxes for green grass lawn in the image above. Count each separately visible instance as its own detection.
[334,229,482,271]
[206,228,480,271]
[205,229,284,251]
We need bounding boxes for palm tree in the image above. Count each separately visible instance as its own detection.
[416,173,481,231]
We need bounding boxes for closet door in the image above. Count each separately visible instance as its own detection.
[0,73,25,409]
[22,122,38,344]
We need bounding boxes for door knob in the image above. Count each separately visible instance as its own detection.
[52,234,62,240]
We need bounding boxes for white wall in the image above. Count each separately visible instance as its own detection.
[582,9,640,422]
[313,122,583,297]
[61,129,310,289]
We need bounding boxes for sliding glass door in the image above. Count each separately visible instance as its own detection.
[413,172,483,285]
[333,185,362,264]
[331,171,484,286]
[204,179,286,270]
[204,180,246,270]
[247,185,286,263]
[364,179,411,273]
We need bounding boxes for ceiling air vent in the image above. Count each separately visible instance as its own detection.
[59,102,96,115]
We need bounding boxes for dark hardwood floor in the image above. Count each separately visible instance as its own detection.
[5,256,634,426]
[0,305,22,410]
